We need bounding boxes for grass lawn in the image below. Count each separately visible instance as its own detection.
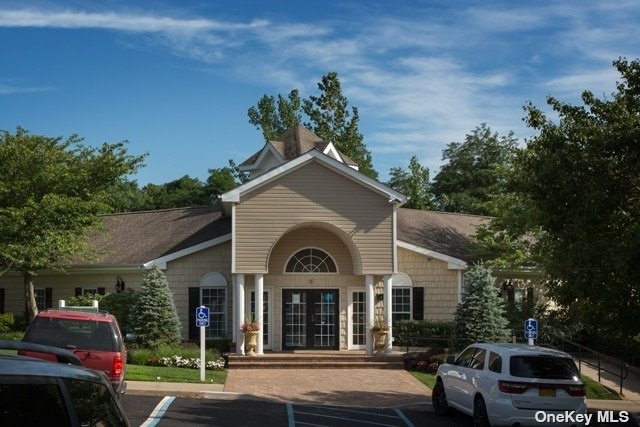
[408,371,621,400]
[125,364,227,384]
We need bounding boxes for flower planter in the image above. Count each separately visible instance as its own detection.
[373,331,388,352]
[244,331,259,357]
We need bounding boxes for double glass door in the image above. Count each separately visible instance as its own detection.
[283,289,339,350]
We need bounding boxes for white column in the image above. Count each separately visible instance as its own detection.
[383,274,393,354]
[235,274,245,355]
[255,273,264,355]
[365,274,375,356]
[231,275,237,344]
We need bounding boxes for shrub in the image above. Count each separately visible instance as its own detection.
[0,313,15,333]
[453,264,509,350]
[129,266,182,348]
[394,320,453,348]
[100,289,137,334]
[128,343,224,370]
[66,293,106,306]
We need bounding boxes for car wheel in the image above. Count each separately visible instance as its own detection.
[473,396,490,427]
[432,379,450,415]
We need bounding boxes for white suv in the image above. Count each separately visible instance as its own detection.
[433,343,587,426]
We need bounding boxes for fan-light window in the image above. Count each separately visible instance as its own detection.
[286,248,337,273]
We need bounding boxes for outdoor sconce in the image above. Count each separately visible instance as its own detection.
[376,294,384,301]
[115,276,126,293]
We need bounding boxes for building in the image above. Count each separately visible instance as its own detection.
[0,126,496,355]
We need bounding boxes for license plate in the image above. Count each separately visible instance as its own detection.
[539,387,556,397]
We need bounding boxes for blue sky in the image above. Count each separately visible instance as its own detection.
[1,1,638,186]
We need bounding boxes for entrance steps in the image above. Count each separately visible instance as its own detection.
[227,350,405,369]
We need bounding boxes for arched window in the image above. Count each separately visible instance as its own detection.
[285,248,337,273]
[392,272,413,322]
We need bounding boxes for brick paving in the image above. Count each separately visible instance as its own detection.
[223,368,430,408]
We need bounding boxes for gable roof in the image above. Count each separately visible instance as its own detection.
[240,125,357,168]
[84,207,231,266]
[397,208,490,264]
[223,149,406,204]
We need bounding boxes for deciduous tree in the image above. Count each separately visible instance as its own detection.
[387,155,433,210]
[0,127,145,321]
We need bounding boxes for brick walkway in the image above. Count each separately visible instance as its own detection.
[223,368,430,408]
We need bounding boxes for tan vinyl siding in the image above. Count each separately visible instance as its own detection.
[165,241,232,339]
[235,161,393,274]
[268,227,353,275]
[397,246,459,321]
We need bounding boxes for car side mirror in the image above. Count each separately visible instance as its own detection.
[446,355,456,364]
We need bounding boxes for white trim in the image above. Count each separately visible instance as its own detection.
[397,240,467,269]
[392,205,398,273]
[221,150,406,204]
[231,203,236,273]
[283,246,339,274]
[322,142,343,163]
[458,270,463,303]
[143,234,232,269]
[391,272,413,287]
[201,272,227,287]
[347,287,367,350]
[240,142,285,171]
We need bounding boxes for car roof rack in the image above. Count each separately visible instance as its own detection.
[0,339,82,366]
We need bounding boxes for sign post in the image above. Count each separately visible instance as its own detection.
[524,318,538,346]
[195,306,209,381]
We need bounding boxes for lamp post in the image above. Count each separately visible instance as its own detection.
[115,276,126,293]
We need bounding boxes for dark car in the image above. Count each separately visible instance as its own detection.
[20,309,127,395]
[0,339,130,426]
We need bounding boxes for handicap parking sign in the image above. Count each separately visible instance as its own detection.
[524,318,538,340]
[195,306,209,328]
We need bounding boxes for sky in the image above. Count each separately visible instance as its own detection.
[1,0,638,186]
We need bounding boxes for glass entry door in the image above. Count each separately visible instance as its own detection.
[283,289,339,350]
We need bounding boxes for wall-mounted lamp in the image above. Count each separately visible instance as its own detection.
[376,294,384,301]
[115,276,126,293]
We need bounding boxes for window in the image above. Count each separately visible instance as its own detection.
[469,348,486,370]
[202,287,226,340]
[455,347,477,368]
[489,352,502,373]
[285,248,337,273]
[34,288,47,311]
[391,273,412,324]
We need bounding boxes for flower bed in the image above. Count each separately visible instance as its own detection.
[146,355,225,370]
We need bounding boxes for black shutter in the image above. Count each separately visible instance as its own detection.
[526,287,534,303]
[188,287,200,340]
[74,287,82,297]
[45,288,53,309]
[412,287,424,320]
[97,287,106,295]
[0,288,5,313]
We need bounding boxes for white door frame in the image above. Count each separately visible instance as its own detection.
[245,286,273,350]
[348,287,366,350]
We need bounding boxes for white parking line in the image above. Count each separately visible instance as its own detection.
[287,403,296,427]
[394,409,415,427]
[140,396,175,427]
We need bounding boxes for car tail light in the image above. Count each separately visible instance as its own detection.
[498,380,531,394]
[111,354,123,381]
[565,384,586,397]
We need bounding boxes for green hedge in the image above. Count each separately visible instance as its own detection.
[394,320,453,348]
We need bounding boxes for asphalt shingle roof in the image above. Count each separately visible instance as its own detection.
[86,206,230,265]
[397,208,490,263]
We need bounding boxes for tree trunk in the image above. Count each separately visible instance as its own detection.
[24,273,38,323]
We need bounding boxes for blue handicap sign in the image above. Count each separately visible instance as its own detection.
[195,306,209,328]
[524,318,538,340]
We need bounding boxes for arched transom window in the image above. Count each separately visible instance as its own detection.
[285,248,337,273]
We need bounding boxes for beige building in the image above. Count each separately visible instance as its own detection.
[0,126,491,355]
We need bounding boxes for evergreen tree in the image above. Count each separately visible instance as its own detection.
[453,264,509,349]
[129,266,181,348]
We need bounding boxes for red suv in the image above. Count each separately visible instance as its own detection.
[20,309,127,395]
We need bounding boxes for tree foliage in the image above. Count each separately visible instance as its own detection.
[0,127,145,320]
[387,155,433,209]
[453,264,509,349]
[248,72,377,178]
[514,57,640,338]
[129,266,181,348]
[432,124,519,215]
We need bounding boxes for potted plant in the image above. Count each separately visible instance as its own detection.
[371,318,390,352]
[240,319,260,357]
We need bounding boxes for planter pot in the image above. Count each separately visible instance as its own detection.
[244,331,259,357]
[373,331,388,352]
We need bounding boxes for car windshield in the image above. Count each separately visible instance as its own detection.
[510,355,579,379]
[24,317,115,351]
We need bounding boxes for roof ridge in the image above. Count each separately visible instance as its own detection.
[101,206,219,218]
